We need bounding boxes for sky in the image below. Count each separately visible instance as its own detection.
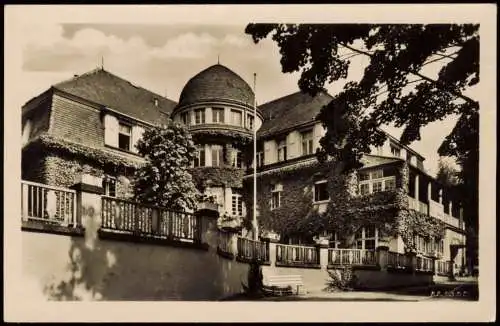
[18,22,467,177]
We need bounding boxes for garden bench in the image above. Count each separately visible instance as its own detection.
[264,274,304,296]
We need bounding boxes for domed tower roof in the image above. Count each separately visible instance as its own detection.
[176,64,255,109]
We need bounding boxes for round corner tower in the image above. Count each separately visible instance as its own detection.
[171,64,263,220]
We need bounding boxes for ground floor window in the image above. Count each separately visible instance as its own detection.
[231,193,243,216]
[354,226,378,250]
[102,176,116,197]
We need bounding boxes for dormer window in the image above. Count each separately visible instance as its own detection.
[301,129,314,155]
[390,143,401,157]
[118,123,132,151]
[22,118,32,146]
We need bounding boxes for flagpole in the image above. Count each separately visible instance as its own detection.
[253,73,258,241]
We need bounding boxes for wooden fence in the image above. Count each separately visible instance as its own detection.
[101,196,201,243]
[21,180,77,226]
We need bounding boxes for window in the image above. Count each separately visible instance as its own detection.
[354,227,378,250]
[247,114,255,130]
[22,119,32,145]
[301,130,314,155]
[372,181,383,193]
[270,184,282,210]
[181,112,190,125]
[390,143,401,157]
[358,168,397,195]
[314,181,329,202]
[359,172,370,181]
[371,170,383,179]
[385,178,396,191]
[232,194,243,216]
[102,177,116,197]
[277,139,287,162]
[231,149,243,168]
[256,151,264,168]
[194,147,205,167]
[194,109,205,125]
[360,183,370,196]
[118,123,132,151]
[211,145,223,167]
[231,110,243,126]
[212,108,224,123]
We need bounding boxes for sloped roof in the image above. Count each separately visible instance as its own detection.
[52,68,177,124]
[258,91,334,138]
[360,154,404,169]
[177,64,255,109]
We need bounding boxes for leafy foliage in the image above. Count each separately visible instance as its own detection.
[436,157,461,187]
[132,120,199,210]
[246,22,478,262]
[23,134,143,171]
[190,166,244,189]
[324,266,358,292]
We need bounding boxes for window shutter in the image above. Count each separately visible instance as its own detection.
[104,114,119,147]
[131,125,145,153]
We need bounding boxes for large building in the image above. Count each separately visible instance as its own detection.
[21,64,467,274]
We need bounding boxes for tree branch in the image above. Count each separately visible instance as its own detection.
[338,42,478,106]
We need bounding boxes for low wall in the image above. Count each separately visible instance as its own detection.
[22,228,250,301]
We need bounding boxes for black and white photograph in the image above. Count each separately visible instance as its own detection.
[3,4,496,322]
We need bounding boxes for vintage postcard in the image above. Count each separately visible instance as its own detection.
[3,4,496,322]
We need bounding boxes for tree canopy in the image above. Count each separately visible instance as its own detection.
[133,120,199,211]
[245,23,479,266]
[245,23,478,170]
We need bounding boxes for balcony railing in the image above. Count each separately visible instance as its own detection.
[101,196,200,243]
[276,244,319,266]
[387,251,411,269]
[408,196,464,230]
[328,249,377,266]
[237,237,269,263]
[21,180,77,226]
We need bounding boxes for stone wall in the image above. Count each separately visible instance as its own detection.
[22,230,250,301]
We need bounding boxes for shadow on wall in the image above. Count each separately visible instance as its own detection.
[33,208,249,301]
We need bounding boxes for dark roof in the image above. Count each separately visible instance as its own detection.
[257,91,334,138]
[177,64,255,109]
[52,68,176,124]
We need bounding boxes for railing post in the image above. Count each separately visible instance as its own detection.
[261,233,279,267]
[316,243,329,270]
[21,183,29,222]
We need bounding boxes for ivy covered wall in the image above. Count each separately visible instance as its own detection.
[242,158,446,251]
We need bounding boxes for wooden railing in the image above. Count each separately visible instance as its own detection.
[21,180,77,226]
[416,256,434,272]
[328,249,377,266]
[237,237,269,262]
[387,251,411,269]
[101,196,200,243]
[276,244,319,266]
